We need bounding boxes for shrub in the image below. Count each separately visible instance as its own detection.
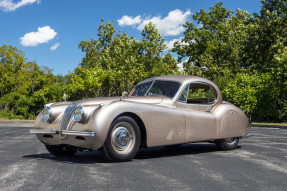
[223,73,281,122]
[0,92,30,119]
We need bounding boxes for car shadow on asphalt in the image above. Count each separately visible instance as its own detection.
[22,143,241,164]
[23,150,109,164]
[135,143,218,160]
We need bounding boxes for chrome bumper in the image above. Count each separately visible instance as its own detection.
[30,129,57,134]
[62,130,94,137]
[30,129,94,137]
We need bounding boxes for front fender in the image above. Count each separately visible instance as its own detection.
[89,101,147,149]
[89,100,186,148]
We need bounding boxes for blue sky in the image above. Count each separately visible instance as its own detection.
[0,0,263,75]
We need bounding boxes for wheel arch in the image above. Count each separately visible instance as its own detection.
[115,112,147,148]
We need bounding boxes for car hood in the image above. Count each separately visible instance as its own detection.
[74,96,164,106]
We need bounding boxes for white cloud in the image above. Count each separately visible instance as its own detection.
[177,58,189,73]
[118,9,191,36]
[0,0,40,12]
[165,37,189,50]
[177,62,184,73]
[50,42,60,51]
[118,15,142,26]
[20,26,57,47]
[166,37,181,50]
[164,37,190,73]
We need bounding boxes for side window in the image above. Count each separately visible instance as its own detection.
[178,85,189,103]
[178,83,216,104]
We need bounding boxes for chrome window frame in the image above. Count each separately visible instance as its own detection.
[176,81,218,105]
[130,79,182,99]
[177,84,189,103]
[144,80,155,96]
[129,80,154,97]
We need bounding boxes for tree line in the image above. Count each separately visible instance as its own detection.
[0,0,286,122]
[172,0,286,122]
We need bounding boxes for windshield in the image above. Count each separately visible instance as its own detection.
[130,80,180,98]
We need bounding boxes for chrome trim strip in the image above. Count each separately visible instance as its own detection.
[144,80,155,96]
[62,130,95,137]
[30,129,57,134]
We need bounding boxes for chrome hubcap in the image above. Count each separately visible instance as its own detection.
[225,138,236,144]
[111,124,135,154]
[115,128,131,149]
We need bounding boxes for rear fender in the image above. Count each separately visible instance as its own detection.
[214,103,250,139]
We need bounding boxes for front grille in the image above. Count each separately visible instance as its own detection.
[60,104,77,135]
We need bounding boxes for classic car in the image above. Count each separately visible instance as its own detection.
[30,75,250,161]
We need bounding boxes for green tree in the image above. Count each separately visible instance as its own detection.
[73,20,179,98]
[140,22,178,77]
[245,0,287,73]
[0,44,26,96]
[0,45,68,119]
[253,0,287,122]
[25,62,42,94]
[172,1,287,122]
[173,2,254,78]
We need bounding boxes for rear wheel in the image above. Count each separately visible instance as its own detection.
[214,137,239,151]
[101,116,141,162]
[45,144,77,157]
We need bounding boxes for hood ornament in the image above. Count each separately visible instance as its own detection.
[63,93,67,102]
[121,91,128,100]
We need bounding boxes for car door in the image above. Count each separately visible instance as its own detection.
[140,80,186,147]
[176,82,218,142]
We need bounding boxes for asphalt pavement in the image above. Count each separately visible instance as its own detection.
[0,121,286,191]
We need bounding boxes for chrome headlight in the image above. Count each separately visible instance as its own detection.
[73,106,84,122]
[42,107,52,122]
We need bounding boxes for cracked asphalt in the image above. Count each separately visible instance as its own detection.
[0,121,286,191]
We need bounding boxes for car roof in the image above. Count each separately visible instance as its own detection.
[137,75,223,104]
[139,75,214,85]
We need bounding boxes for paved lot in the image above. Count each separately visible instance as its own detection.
[0,121,286,191]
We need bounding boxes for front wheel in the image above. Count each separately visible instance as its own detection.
[45,144,77,157]
[101,116,141,162]
[214,137,239,151]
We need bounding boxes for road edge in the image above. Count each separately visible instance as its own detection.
[0,120,35,122]
[252,124,287,129]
